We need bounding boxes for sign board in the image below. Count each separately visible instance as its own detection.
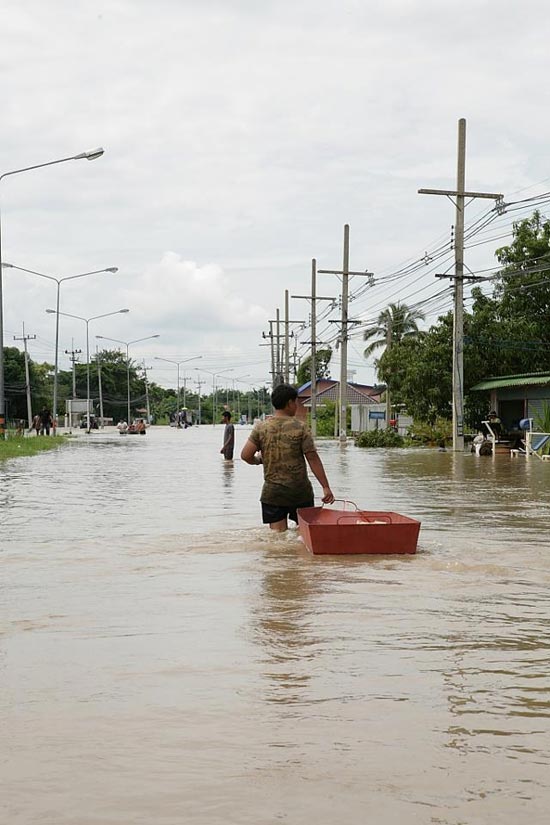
[66,399,92,414]
[369,410,386,420]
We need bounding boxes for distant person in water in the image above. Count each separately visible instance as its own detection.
[241,383,334,532]
[39,408,52,436]
[32,413,41,436]
[220,410,235,460]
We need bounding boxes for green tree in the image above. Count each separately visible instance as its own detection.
[363,302,425,358]
[375,212,550,430]
[296,347,333,386]
[364,302,425,423]
[3,347,53,421]
[491,211,550,369]
[4,347,27,421]
[74,349,147,422]
[379,316,452,424]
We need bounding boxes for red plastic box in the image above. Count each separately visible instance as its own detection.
[297,505,420,555]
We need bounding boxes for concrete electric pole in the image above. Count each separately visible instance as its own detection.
[65,340,82,398]
[13,323,36,429]
[293,258,335,437]
[419,118,503,451]
[195,377,204,425]
[319,225,369,443]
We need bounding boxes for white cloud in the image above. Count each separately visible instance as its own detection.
[2,0,550,388]
[117,252,267,335]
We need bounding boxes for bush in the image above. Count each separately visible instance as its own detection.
[355,428,405,448]
[535,403,550,455]
[535,402,550,433]
[407,418,451,446]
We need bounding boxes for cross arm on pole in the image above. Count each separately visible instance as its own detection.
[291,295,335,301]
[418,187,502,199]
[268,319,304,324]
[318,269,374,276]
[328,319,363,325]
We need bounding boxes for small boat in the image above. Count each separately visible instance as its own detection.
[297,501,420,555]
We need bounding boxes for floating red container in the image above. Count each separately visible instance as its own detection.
[297,503,420,555]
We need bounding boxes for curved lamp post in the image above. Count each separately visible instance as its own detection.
[194,367,234,425]
[0,148,104,438]
[154,355,202,414]
[96,334,160,423]
[233,374,251,418]
[46,308,129,430]
[4,262,118,429]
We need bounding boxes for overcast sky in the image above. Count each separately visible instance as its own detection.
[2,0,549,393]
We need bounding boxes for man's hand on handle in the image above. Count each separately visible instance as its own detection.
[321,487,335,504]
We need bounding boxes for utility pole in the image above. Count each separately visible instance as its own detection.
[276,308,282,384]
[65,340,82,398]
[96,347,104,428]
[319,225,369,443]
[182,374,187,408]
[13,323,36,429]
[261,321,277,389]
[195,378,203,425]
[293,259,335,437]
[419,118,503,451]
[142,361,152,424]
[384,325,392,428]
[264,313,303,388]
[269,320,276,387]
[284,289,290,382]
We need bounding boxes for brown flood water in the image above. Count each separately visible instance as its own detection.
[1,425,550,824]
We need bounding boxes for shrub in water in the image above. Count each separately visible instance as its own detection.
[355,428,405,448]
[407,418,451,446]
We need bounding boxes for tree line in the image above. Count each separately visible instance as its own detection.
[3,347,270,425]
[6,212,548,430]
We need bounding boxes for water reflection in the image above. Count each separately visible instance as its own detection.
[221,460,234,493]
[251,542,322,702]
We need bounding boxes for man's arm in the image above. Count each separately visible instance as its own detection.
[305,450,335,503]
[241,438,262,465]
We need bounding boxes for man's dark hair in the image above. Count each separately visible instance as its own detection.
[271,383,298,410]
[222,411,231,419]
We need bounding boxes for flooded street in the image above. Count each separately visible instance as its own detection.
[1,425,550,824]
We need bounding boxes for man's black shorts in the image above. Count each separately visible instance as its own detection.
[261,500,314,525]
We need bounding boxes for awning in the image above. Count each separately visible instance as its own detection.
[471,373,550,391]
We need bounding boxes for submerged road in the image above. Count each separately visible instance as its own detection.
[1,426,549,824]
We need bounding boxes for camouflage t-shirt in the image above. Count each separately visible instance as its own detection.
[249,417,315,506]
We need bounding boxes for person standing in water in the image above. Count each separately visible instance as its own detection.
[220,410,235,460]
[241,383,334,532]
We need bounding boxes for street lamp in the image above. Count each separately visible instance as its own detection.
[232,374,251,419]
[0,148,104,438]
[46,308,129,431]
[96,334,160,423]
[4,262,118,430]
[194,367,234,424]
[154,356,202,418]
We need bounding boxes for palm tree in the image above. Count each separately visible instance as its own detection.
[363,303,425,425]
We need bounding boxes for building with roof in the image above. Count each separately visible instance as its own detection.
[297,379,383,404]
[470,372,550,430]
[297,379,393,433]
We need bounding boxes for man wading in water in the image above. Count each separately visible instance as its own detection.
[241,383,334,532]
[220,410,235,460]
